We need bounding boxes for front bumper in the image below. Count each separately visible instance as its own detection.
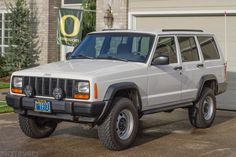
[6,94,106,123]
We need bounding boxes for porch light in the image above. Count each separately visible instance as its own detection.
[104,5,113,28]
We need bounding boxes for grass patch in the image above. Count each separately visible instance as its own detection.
[0,83,10,89]
[0,102,13,113]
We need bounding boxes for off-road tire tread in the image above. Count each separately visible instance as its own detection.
[188,87,216,128]
[18,115,57,138]
[98,97,138,150]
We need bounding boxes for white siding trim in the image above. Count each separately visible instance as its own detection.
[0,10,9,55]
[128,10,236,29]
[61,0,82,8]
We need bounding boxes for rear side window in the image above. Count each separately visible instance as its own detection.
[197,36,220,60]
[178,36,199,62]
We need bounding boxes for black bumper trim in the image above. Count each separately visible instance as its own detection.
[6,94,105,123]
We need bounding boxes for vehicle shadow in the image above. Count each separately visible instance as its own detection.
[53,124,99,139]
[134,109,236,147]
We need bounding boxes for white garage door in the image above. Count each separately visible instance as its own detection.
[133,15,236,72]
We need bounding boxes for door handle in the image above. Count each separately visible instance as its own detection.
[196,63,204,68]
[174,66,182,70]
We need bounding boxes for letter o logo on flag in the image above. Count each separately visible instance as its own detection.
[57,8,83,46]
[60,15,81,37]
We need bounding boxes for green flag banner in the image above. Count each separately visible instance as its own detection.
[57,8,83,46]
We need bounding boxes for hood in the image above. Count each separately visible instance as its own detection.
[13,59,146,79]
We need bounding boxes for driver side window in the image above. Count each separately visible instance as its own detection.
[154,37,177,64]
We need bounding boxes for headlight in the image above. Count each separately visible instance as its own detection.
[13,77,23,88]
[77,82,90,93]
[11,76,23,94]
[74,81,90,99]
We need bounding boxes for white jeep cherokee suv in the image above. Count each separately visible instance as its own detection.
[7,29,227,150]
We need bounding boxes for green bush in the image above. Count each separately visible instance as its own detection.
[0,55,8,78]
[4,0,39,73]
[82,0,96,39]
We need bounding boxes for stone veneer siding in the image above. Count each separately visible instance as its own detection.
[96,0,128,31]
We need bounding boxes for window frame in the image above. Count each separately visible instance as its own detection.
[71,32,156,63]
[153,35,179,65]
[61,0,82,7]
[197,35,221,61]
[177,35,201,63]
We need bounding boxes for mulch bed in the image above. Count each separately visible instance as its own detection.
[0,89,9,101]
[0,76,10,83]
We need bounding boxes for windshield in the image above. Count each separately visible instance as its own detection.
[70,32,155,63]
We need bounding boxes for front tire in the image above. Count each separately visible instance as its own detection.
[98,97,139,150]
[188,87,216,128]
[19,115,57,138]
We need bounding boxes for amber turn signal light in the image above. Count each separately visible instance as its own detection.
[11,88,23,94]
[94,83,98,99]
[74,93,90,100]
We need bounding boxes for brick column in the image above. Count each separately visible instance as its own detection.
[96,0,128,31]
[48,0,61,63]
[32,0,61,64]
[32,0,50,65]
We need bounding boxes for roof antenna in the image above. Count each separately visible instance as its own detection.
[224,10,228,62]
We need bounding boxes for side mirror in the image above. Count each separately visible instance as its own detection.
[66,52,72,60]
[152,55,169,65]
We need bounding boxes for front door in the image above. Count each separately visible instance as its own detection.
[147,36,182,109]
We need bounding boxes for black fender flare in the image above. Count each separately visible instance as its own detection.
[195,74,218,101]
[96,82,142,124]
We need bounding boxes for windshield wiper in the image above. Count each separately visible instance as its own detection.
[70,54,94,59]
[96,56,128,62]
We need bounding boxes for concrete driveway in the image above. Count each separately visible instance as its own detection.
[1,109,236,157]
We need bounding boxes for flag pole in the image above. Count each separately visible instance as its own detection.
[83,9,96,13]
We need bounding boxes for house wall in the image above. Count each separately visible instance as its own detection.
[34,0,61,64]
[96,0,128,31]
[129,0,236,12]
[33,0,50,65]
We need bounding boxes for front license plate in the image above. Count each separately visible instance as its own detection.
[34,100,52,113]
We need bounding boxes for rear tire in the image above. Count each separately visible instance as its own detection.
[19,115,57,138]
[188,87,216,128]
[98,97,139,150]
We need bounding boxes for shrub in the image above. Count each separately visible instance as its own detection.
[4,0,39,73]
